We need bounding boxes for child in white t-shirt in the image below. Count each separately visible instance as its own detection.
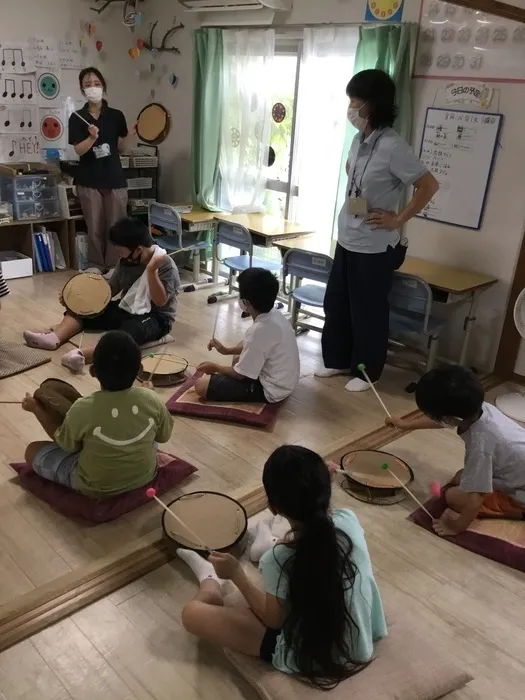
[195,268,300,403]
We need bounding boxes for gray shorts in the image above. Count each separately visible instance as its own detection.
[32,443,80,490]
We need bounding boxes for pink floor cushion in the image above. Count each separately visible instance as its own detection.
[166,372,282,428]
[10,451,197,523]
[409,494,525,573]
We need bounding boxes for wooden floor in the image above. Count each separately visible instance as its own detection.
[1,271,523,699]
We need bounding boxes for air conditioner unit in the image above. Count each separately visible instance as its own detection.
[179,0,292,12]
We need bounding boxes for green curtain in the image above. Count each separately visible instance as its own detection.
[332,23,418,237]
[192,28,224,210]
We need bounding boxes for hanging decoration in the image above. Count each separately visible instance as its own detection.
[149,63,155,73]
[168,73,178,88]
[123,0,142,26]
[137,38,144,50]
[128,47,140,59]
[272,102,286,124]
[143,18,184,56]
[96,41,103,52]
[231,127,240,148]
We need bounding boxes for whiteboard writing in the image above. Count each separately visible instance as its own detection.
[417,108,503,230]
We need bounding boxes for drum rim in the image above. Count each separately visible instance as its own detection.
[340,449,414,490]
[62,273,111,316]
[161,490,248,553]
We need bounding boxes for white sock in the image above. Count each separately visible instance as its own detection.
[344,377,372,393]
[250,518,278,563]
[177,548,220,584]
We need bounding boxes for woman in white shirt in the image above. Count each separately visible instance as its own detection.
[316,70,438,392]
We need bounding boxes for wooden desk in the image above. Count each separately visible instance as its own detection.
[213,213,315,248]
[165,204,220,232]
[273,236,498,365]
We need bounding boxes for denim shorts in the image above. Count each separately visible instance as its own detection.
[32,443,80,490]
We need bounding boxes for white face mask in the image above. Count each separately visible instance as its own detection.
[84,86,103,104]
[347,103,368,132]
[437,417,463,429]
[239,299,248,312]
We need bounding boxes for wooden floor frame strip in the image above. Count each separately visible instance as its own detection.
[0,373,502,652]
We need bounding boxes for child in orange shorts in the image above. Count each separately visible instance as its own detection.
[388,365,525,537]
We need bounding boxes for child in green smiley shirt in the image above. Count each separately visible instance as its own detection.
[23,330,173,498]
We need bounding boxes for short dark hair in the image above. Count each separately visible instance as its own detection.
[92,330,141,391]
[238,267,279,313]
[109,217,154,250]
[346,69,397,130]
[415,365,484,421]
[79,67,107,93]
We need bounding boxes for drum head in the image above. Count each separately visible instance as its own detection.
[162,491,248,553]
[139,354,188,387]
[62,273,111,317]
[341,450,414,506]
[34,378,82,419]
[136,103,170,145]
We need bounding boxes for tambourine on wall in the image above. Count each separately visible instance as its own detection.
[136,102,171,145]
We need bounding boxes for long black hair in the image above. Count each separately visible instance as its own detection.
[263,445,363,689]
[346,69,397,130]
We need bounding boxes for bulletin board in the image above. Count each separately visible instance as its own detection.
[0,37,90,163]
[417,107,503,230]
[415,0,525,82]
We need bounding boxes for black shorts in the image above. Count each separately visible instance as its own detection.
[207,374,267,403]
[71,301,172,347]
[260,628,280,663]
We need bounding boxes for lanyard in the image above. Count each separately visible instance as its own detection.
[349,131,382,198]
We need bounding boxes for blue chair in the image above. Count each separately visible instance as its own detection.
[148,202,210,284]
[282,249,333,333]
[214,221,281,295]
[389,272,447,372]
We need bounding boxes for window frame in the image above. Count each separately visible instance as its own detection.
[265,38,302,220]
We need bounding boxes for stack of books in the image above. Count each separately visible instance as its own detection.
[32,227,66,272]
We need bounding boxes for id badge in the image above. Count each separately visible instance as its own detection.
[348,197,368,217]
[93,143,110,159]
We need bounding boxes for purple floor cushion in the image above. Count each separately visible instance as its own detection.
[11,451,197,523]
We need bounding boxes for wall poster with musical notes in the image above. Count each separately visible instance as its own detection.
[0,105,38,134]
[0,74,36,104]
[0,42,34,74]
[0,134,41,163]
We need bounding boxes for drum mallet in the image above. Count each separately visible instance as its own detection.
[357,363,393,419]
[146,488,211,553]
[380,463,433,519]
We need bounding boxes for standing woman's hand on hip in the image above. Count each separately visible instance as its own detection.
[366,209,400,230]
[88,124,99,140]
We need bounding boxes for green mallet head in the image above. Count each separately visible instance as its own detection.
[357,363,366,372]
[148,353,155,358]
[380,462,389,471]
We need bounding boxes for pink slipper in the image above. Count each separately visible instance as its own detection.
[61,349,85,374]
[23,331,60,350]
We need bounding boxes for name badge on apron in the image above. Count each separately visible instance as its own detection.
[93,143,110,159]
[348,196,368,217]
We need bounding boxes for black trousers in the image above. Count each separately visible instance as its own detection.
[321,244,395,383]
[77,301,172,347]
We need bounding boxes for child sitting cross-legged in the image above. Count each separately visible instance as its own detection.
[22,330,173,498]
[195,267,300,404]
[388,365,525,537]
[23,216,180,374]
[178,445,387,689]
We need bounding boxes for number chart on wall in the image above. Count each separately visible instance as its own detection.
[417,108,503,230]
[415,0,525,82]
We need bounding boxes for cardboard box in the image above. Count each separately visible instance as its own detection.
[0,250,33,279]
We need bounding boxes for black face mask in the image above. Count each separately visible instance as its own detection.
[121,249,142,267]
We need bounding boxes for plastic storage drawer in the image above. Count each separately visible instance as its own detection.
[14,199,60,220]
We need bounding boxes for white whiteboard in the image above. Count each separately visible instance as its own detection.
[417,108,503,230]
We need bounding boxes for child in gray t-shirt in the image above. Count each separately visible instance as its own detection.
[388,365,525,537]
[23,217,180,374]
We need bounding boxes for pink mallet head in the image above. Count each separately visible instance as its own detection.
[146,488,157,499]
[430,480,441,498]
